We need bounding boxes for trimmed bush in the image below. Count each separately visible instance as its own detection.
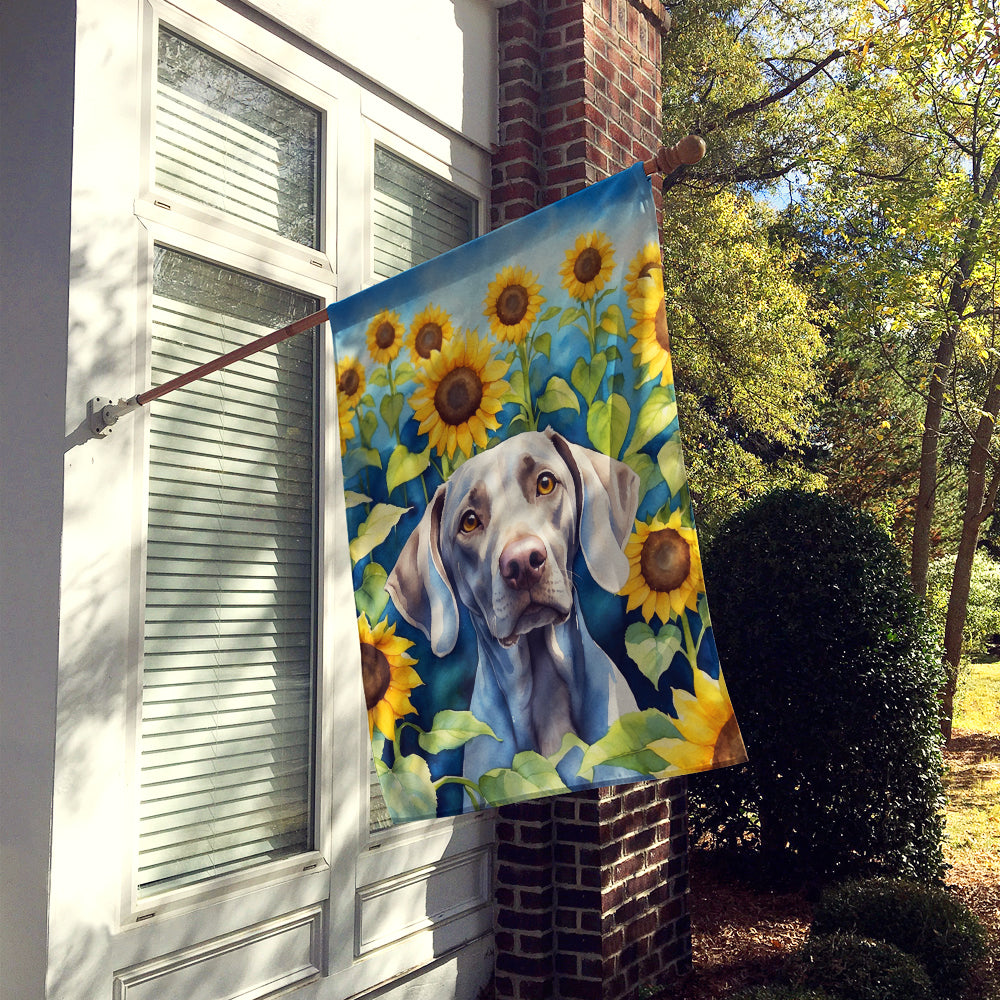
[733,987,837,1000]
[791,933,934,1000]
[692,489,946,882]
[812,878,988,999]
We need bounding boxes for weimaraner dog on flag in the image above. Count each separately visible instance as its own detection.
[386,428,641,783]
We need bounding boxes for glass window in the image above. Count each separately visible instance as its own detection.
[372,145,477,279]
[138,247,318,896]
[156,27,321,248]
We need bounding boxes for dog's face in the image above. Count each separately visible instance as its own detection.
[438,433,577,646]
[386,429,639,656]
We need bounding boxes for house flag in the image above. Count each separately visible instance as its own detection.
[329,163,746,823]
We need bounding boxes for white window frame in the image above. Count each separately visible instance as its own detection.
[110,0,495,992]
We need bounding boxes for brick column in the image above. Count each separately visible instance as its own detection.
[491,3,691,999]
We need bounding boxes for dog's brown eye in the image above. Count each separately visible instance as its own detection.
[460,510,480,533]
[536,472,556,496]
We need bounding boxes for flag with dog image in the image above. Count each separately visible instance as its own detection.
[329,163,746,823]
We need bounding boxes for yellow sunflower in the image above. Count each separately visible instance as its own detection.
[408,304,454,362]
[410,330,510,459]
[560,230,615,301]
[482,265,545,343]
[620,508,705,623]
[626,243,673,385]
[647,669,746,776]
[365,309,405,365]
[336,356,366,408]
[337,403,356,455]
[357,613,423,740]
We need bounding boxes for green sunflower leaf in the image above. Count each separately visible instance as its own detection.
[379,754,438,822]
[537,375,581,414]
[417,710,500,754]
[394,361,417,384]
[534,331,552,358]
[359,409,379,448]
[355,562,390,622]
[587,392,630,459]
[341,446,382,479]
[558,306,585,329]
[478,751,568,805]
[577,709,683,781]
[380,392,405,433]
[625,621,684,688]
[571,352,608,406]
[360,393,375,408]
[626,386,677,458]
[344,490,372,508]
[386,443,431,495]
[623,450,663,503]
[657,436,688,497]
[600,303,627,339]
[349,502,410,563]
[539,305,562,323]
[369,368,390,388]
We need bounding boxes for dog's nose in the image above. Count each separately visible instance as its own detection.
[500,535,547,591]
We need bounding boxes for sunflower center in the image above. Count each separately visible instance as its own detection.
[497,284,529,326]
[654,299,670,351]
[574,247,604,284]
[338,369,360,396]
[415,322,444,358]
[375,321,397,350]
[639,527,691,593]
[361,642,392,711]
[434,366,484,426]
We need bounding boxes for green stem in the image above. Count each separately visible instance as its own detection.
[517,338,537,431]
[433,775,485,810]
[679,608,699,672]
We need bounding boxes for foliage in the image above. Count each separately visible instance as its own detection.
[790,933,934,1000]
[691,489,947,881]
[661,189,826,533]
[927,549,1000,658]
[732,987,836,1000]
[811,878,988,999]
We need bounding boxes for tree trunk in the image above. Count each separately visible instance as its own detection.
[940,376,1000,741]
[910,329,955,597]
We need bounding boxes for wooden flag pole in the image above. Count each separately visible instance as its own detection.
[88,137,705,437]
[642,134,706,177]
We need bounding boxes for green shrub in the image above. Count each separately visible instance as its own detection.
[692,489,946,882]
[791,933,934,1000]
[732,987,837,1000]
[811,878,988,999]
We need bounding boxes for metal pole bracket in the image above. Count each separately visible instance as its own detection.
[88,396,139,438]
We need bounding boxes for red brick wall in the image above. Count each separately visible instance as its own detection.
[492,0,668,227]
[490,8,689,998]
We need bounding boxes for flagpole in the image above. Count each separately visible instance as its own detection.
[88,136,704,437]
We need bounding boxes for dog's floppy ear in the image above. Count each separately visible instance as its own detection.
[385,485,460,656]
[547,429,639,593]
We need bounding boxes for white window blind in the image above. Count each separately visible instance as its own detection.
[138,247,319,895]
[156,27,320,248]
[372,145,478,279]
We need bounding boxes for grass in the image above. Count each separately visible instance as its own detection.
[945,660,1000,870]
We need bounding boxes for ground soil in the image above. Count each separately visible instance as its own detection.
[670,733,1000,1000]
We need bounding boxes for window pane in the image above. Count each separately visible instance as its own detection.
[372,146,477,279]
[139,247,318,895]
[156,28,320,248]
